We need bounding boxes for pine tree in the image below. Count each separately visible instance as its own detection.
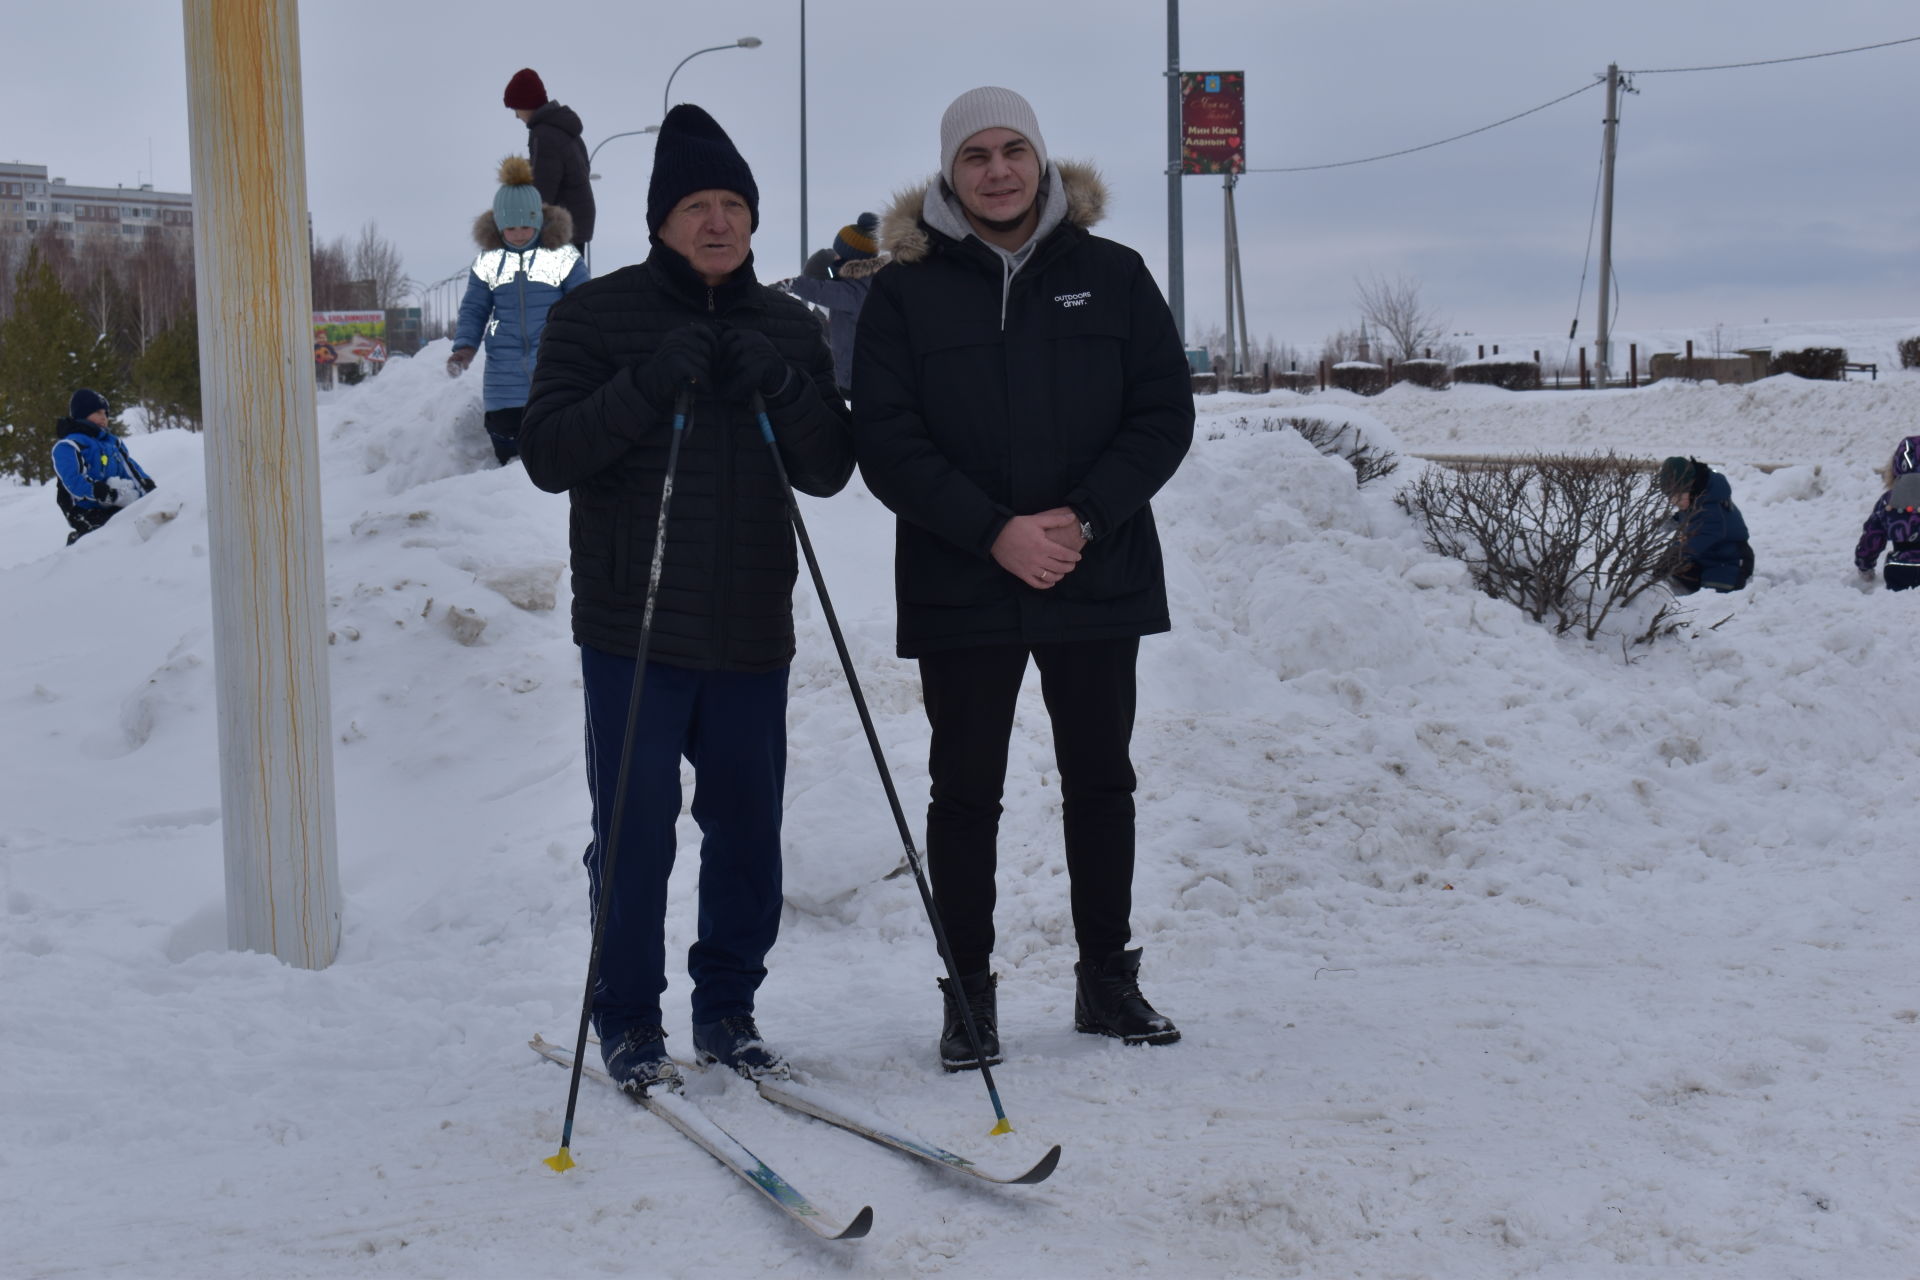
[133,309,203,432]
[0,246,128,483]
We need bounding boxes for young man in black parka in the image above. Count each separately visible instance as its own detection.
[852,86,1195,1070]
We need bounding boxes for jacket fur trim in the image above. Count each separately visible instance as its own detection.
[470,204,576,251]
[877,160,1107,265]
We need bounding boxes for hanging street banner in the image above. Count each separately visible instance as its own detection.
[1180,71,1246,174]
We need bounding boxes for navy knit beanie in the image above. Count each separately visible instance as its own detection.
[647,104,759,235]
[69,388,109,421]
[1656,457,1699,495]
[832,212,880,260]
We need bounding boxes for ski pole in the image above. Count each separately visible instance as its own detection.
[547,387,694,1173]
[751,391,1017,1137]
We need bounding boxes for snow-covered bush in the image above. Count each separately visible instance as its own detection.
[1329,361,1387,396]
[1768,339,1846,381]
[1234,414,1399,485]
[1397,453,1677,641]
[1450,358,1541,391]
[1391,358,1451,389]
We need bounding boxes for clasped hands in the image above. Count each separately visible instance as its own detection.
[636,323,790,407]
[991,508,1086,590]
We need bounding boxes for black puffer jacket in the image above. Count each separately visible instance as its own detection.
[851,162,1194,657]
[526,102,595,245]
[519,247,854,671]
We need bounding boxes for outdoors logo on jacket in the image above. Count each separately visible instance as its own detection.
[1053,291,1093,309]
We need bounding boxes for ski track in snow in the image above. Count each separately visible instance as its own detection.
[3,341,1918,1278]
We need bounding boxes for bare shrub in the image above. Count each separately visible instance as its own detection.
[1397,453,1678,640]
[1235,414,1399,486]
[1768,346,1846,380]
[1451,359,1542,390]
[1897,336,1919,369]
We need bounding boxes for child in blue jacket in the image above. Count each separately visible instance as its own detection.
[1656,456,1753,594]
[50,389,156,545]
[1853,435,1920,591]
[447,155,588,463]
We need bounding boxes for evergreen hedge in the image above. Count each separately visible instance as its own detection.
[1767,346,1846,380]
[1451,359,1542,391]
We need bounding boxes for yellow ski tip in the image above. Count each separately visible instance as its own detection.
[989,1117,1014,1136]
[544,1147,577,1172]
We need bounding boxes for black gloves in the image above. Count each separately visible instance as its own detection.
[91,480,113,504]
[802,248,836,280]
[635,323,719,408]
[719,328,791,401]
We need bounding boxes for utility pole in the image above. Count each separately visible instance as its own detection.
[1166,0,1184,341]
[799,0,809,271]
[182,0,341,968]
[1228,174,1251,375]
[1595,62,1621,387]
[1222,175,1236,372]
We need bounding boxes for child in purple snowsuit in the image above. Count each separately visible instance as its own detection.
[1854,435,1920,592]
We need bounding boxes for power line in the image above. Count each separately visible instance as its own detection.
[1241,34,1919,176]
[1626,33,1920,75]
[1244,81,1600,174]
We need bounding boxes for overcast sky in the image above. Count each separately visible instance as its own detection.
[5,1,1916,349]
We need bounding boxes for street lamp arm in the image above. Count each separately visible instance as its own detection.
[663,39,761,118]
[588,127,660,171]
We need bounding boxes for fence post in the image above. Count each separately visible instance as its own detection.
[1630,343,1638,388]
[1319,358,1329,391]
[1579,346,1589,389]
[1478,344,1486,359]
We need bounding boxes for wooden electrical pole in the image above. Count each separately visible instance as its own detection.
[1595,63,1621,387]
[182,0,341,968]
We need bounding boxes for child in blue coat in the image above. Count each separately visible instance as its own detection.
[447,155,588,463]
[1853,435,1920,591]
[1656,456,1753,594]
[50,389,156,545]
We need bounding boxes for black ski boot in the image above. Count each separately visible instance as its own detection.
[601,1024,683,1096]
[1074,948,1180,1046]
[937,970,1003,1072]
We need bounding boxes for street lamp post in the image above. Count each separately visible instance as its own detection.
[799,0,808,272]
[663,37,761,119]
[583,127,660,273]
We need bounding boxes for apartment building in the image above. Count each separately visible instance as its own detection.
[0,161,193,251]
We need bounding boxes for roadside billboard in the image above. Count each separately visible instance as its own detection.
[312,310,387,366]
[1180,71,1246,174]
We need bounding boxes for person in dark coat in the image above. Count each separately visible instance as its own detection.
[447,155,588,463]
[851,86,1194,1071]
[1854,435,1920,591]
[503,68,594,250]
[519,103,854,1096]
[780,213,882,399]
[50,389,156,545]
[1656,456,1753,594]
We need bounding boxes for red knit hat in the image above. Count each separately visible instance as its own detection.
[503,68,547,110]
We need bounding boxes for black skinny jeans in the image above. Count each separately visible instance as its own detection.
[918,637,1140,974]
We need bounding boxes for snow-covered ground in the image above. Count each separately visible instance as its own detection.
[4,336,1918,1278]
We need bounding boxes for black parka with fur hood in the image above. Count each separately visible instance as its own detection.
[519,248,854,671]
[851,162,1195,658]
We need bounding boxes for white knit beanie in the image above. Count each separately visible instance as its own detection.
[940,86,1048,184]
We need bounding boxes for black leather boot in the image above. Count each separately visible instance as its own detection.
[937,969,1003,1071]
[1074,948,1180,1045]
